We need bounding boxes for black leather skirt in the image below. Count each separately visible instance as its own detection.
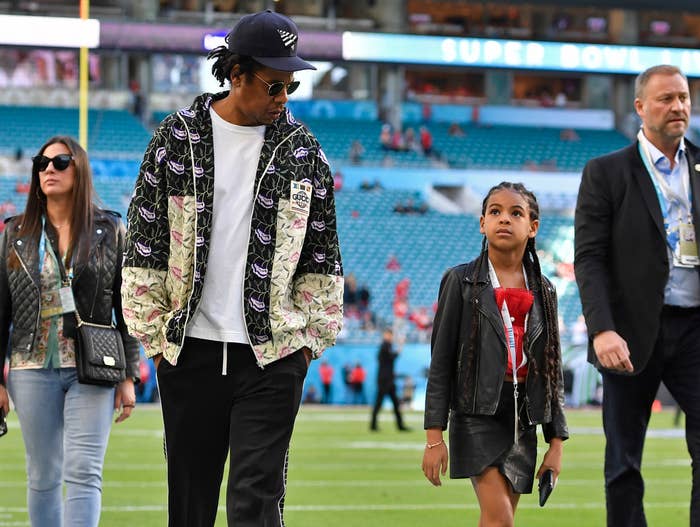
[448,382,537,494]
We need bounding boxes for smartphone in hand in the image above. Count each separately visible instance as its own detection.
[538,469,554,506]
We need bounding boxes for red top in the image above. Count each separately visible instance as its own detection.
[319,363,334,384]
[493,287,534,377]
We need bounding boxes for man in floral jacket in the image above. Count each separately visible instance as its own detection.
[121,10,343,527]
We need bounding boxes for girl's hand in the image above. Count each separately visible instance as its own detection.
[114,378,136,423]
[536,438,563,481]
[422,440,448,487]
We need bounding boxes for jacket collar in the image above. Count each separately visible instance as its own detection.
[634,138,700,240]
[463,250,545,351]
[9,212,113,284]
[462,250,489,285]
[686,141,700,235]
[463,249,541,291]
[180,91,302,140]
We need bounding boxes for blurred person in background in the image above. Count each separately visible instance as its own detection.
[350,361,367,404]
[0,136,139,527]
[121,9,343,527]
[575,64,700,527]
[319,360,334,404]
[370,328,410,431]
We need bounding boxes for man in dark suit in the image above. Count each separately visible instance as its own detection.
[370,329,410,431]
[575,64,700,526]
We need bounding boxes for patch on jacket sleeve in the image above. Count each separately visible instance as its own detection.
[290,181,312,215]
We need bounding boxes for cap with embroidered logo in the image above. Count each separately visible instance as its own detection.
[226,9,316,72]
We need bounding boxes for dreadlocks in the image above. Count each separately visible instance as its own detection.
[207,46,258,88]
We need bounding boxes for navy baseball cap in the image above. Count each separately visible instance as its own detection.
[226,10,316,72]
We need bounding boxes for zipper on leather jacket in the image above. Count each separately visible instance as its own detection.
[521,322,544,427]
[527,320,544,349]
[456,342,464,404]
[14,244,41,352]
[88,243,104,319]
[471,345,479,413]
[523,394,534,427]
[456,345,463,383]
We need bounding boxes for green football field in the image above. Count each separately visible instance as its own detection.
[0,405,691,526]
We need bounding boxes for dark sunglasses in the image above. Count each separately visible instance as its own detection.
[252,71,300,97]
[32,154,73,172]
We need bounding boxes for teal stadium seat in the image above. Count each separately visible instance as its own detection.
[0,106,151,159]
[0,107,596,342]
[336,189,581,334]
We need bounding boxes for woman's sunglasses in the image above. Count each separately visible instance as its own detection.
[252,71,300,97]
[32,154,73,172]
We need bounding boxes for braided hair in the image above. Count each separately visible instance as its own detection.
[464,182,561,402]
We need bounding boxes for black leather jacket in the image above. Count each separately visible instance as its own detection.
[0,210,139,384]
[424,252,568,443]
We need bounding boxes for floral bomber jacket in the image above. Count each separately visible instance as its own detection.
[121,91,344,367]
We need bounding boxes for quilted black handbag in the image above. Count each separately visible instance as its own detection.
[74,313,126,387]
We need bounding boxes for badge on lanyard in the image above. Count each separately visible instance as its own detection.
[678,222,700,266]
[59,285,76,313]
[637,131,699,268]
[38,215,77,318]
[40,284,76,319]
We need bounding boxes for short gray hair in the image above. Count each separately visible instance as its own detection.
[634,64,687,99]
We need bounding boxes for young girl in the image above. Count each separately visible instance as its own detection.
[422,182,568,526]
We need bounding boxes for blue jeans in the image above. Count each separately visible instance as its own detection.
[8,368,115,527]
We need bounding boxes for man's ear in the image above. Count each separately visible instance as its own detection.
[230,64,242,87]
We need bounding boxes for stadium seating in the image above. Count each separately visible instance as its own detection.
[430,124,630,171]
[336,189,581,335]
[302,119,630,171]
[0,106,151,159]
[0,105,589,344]
[0,181,580,339]
[2,106,630,175]
[152,111,629,172]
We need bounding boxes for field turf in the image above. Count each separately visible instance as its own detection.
[0,405,691,526]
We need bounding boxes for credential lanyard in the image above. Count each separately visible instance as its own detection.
[637,129,691,225]
[488,259,528,444]
[39,217,74,368]
[39,216,72,285]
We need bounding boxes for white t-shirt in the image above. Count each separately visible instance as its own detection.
[185,107,265,343]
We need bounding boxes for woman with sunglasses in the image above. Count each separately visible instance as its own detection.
[0,136,140,527]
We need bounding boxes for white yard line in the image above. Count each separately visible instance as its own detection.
[0,477,691,489]
[0,501,692,515]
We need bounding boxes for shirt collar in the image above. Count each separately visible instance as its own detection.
[639,128,686,167]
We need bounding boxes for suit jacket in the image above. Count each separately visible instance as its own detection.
[377,340,398,389]
[574,138,700,373]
